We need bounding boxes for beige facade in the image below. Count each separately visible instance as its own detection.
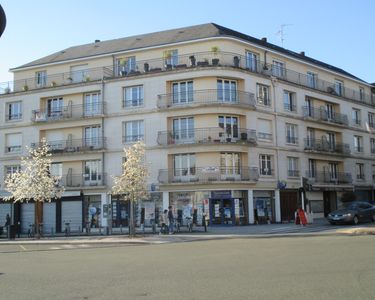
[1,24,374,231]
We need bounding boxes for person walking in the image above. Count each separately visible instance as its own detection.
[168,206,174,234]
[159,209,168,234]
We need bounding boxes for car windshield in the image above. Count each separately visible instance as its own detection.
[346,203,358,210]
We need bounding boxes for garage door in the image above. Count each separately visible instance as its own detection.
[43,202,56,234]
[0,203,11,226]
[61,201,82,232]
[21,203,35,234]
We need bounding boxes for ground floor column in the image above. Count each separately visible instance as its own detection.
[275,189,281,223]
[247,189,254,224]
[162,191,169,210]
[100,193,108,227]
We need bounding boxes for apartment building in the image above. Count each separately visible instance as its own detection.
[0,23,374,233]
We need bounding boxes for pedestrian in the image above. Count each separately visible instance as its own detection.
[5,213,10,234]
[159,209,168,235]
[168,206,174,234]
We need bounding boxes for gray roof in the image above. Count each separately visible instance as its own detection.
[13,23,366,83]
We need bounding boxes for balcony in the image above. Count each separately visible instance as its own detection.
[257,132,273,141]
[302,107,349,126]
[304,138,351,155]
[306,171,352,185]
[157,89,255,109]
[31,137,106,154]
[31,102,106,122]
[157,128,257,146]
[59,173,107,188]
[288,170,300,177]
[0,67,112,94]
[1,51,374,107]
[158,166,259,184]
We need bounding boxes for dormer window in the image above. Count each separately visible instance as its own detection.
[36,71,47,87]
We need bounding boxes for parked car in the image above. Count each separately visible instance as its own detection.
[327,202,375,225]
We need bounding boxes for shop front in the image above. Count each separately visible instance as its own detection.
[253,191,275,224]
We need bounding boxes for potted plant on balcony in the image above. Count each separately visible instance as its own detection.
[50,81,57,87]
[84,75,91,82]
[211,46,220,66]
[4,87,10,93]
[233,56,240,68]
[144,62,149,72]
[189,55,196,67]
[163,51,173,70]
[22,85,29,91]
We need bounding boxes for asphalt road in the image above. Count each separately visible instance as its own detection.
[0,235,374,300]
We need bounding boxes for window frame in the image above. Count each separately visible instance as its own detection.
[123,120,144,143]
[124,85,144,108]
[6,101,22,121]
[283,90,297,112]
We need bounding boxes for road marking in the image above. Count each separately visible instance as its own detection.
[49,247,61,250]
[19,245,27,251]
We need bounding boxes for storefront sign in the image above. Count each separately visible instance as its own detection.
[202,166,219,173]
[211,191,231,199]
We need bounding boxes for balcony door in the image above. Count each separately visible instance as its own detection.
[172,117,194,143]
[70,65,88,83]
[172,81,193,104]
[84,126,102,149]
[84,160,102,186]
[47,97,63,118]
[218,116,239,140]
[173,154,196,181]
[217,79,237,102]
[305,98,313,117]
[220,152,240,178]
[306,128,315,147]
[84,93,101,116]
[327,163,338,181]
[326,103,335,120]
[325,132,336,150]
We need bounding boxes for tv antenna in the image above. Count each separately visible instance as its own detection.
[276,24,293,47]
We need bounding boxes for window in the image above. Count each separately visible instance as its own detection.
[370,138,375,154]
[359,87,364,101]
[124,120,144,143]
[256,84,270,106]
[246,51,258,72]
[328,163,338,180]
[286,123,298,144]
[353,136,363,152]
[304,98,313,117]
[173,154,195,177]
[116,56,136,75]
[307,72,317,89]
[308,159,316,178]
[217,79,237,102]
[352,109,361,126]
[70,64,89,82]
[372,165,375,182]
[5,165,20,176]
[326,103,335,120]
[356,163,365,180]
[306,128,315,148]
[84,160,102,185]
[272,60,285,77]
[283,90,296,112]
[172,81,193,104]
[163,50,178,67]
[47,97,63,118]
[334,80,344,96]
[173,117,194,141]
[325,132,336,150]
[5,133,22,153]
[84,126,102,148]
[257,119,272,141]
[84,92,101,116]
[124,86,143,108]
[50,163,62,177]
[368,112,375,129]
[259,154,272,175]
[36,70,47,87]
[287,157,299,177]
[218,116,239,140]
[6,102,22,121]
[220,153,240,175]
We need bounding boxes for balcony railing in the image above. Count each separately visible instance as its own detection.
[157,89,256,109]
[31,102,106,122]
[158,166,259,184]
[31,137,106,154]
[58,173,107,188]
[304,138,351,155]
[256,97,271,107]
[286,136,298,144]
[306,171,352,184]
[1,51,374,107]
[157,128,257,146]
[302,106,349,125]
[5,113,22,121]
[257,132,273,141]
[0,67,113,94]
[4,146,22,154]
[288,170,300,177]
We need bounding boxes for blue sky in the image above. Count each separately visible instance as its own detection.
[0,0,374,84]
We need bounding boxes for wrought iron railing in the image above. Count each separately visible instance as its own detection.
[306,171,352,184]
[158,166,259,184]
[288,170,300,177]
[257,132,273,141]
[31,102,106,122]
[304,138,351,155]
[58,173,107,188]
[157,89,256,109]
[302,106,349,125]
[31,137,106,154]
[157,127,257,146]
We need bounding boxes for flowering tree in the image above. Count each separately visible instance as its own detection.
[111,141,149,236]
[4,138,64,238]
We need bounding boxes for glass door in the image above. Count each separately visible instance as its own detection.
[218,116,239,141]
[84,160,102,186]
[172,117,194,143]
[84,93,101,116]
[84,126,101,149]
[210,199,234,225]
[47,98,63,118]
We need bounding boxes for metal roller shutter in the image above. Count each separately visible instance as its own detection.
[43,202,56,234]
[61,201,82,232]
[21,203,35,234]
[0,203,11,226]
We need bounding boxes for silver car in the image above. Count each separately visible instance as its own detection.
[327,202,375,225]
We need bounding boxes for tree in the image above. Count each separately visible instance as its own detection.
[4,138,64,238]
[111,141,149,236]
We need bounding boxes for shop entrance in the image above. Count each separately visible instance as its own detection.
[210,198,234,225]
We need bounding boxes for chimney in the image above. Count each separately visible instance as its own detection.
[300,51,305,56]
[94,39,100,43]
[261,37,267,43]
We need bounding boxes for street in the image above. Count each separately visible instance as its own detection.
[0,235,374,299]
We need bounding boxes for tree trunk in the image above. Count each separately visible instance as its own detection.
[35,201,43,239]
[129,199,134,237]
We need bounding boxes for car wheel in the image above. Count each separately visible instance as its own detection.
[353,215,359,225]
